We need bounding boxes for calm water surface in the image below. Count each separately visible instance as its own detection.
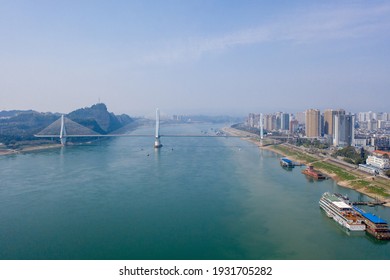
[0,124,389,259]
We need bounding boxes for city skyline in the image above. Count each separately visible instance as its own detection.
[1,1,390,116]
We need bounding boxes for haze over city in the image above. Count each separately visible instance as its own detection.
[1,0,389,116]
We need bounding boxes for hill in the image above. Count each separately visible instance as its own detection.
[67,103,133,134]
[0,104,134,147]
[0,111,60,145]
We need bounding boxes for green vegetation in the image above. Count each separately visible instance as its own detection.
[0,112,60,146]
[366,186,390,198]
[353,180,371,189]
[0,103,134,148]
[271,144,318,163]
[348,180,390,198]
[268,142,390,199]
[312,161,357,181]
[333,146,367,165]
[295,138,329,149]
[67,103,133,134]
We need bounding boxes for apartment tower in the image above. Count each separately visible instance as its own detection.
[305,109,321,138]
[324,109,346,137]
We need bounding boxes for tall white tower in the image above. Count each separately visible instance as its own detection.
[60,114,67,146]
[154,108,163,148]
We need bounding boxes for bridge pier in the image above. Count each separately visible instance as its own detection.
[154,137,162,149]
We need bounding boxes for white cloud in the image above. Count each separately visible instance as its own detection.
[139,2,390,64]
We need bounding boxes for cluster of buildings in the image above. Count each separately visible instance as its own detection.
[304,109,356,147]
[246,109,390,175]
[247,112,298,134]
[246,109,390,150]
[359,150,390,175]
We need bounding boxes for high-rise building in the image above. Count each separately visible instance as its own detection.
[290,120,299,133]
[296,112,306,124]
[247,113,260,128]
[305,109,321,138]
[281,113,290,131]
[324,109,334,136]
[358,111,374,122]
[333,113,354,147]
[324,109,346,137]
[275,112,282,131]
[264,114,274,131]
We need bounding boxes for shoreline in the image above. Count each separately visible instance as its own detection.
[0,144,63,156]
[223,126,390,207]
[0,121,146,157]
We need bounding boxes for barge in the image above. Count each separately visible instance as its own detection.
[302,165,326,180]
[280,158,294,168]
[353,207,390,240]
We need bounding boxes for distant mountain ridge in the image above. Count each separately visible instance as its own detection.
[0,103,133,146]
[0,110,39,118]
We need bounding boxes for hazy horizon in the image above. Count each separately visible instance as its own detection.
[1,1,389,116]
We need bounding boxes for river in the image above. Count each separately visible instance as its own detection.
[0,123,389,259]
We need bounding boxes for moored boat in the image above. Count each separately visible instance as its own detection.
[280,157,294,168]
[353,207,390,240]
[319,192,366,231]
[302,165,326,180]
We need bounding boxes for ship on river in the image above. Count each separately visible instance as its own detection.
[302,165,326,180]
[319,192,366,231]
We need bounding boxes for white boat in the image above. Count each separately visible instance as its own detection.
[319,192,365,231]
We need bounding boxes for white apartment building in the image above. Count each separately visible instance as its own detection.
[366,155,390,169]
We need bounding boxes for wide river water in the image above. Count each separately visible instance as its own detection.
[0,124,389,260]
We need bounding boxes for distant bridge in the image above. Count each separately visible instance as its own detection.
[35,109,249,148]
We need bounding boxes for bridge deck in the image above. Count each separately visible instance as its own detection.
[35,134,249,138]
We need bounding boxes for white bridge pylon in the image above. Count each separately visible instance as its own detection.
[60,114,67,146]
[154,108,162,148]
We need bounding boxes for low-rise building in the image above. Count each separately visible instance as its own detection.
[366,151,390,170]
[358,164,379,175]
[354,137,369,147]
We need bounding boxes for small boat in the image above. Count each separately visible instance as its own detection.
[302,165,326,180]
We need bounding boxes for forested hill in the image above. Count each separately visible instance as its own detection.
[0,103,133,146]
[67,103,133,134]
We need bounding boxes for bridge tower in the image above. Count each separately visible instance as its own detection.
[60,114,67,146]
[154,108,163,148]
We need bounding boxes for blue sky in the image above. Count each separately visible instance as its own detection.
[1,0,389,116]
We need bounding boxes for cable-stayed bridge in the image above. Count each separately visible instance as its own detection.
[35,109,250,148]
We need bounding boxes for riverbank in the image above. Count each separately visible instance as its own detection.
[223,126,390,207]
[0,144,63,156]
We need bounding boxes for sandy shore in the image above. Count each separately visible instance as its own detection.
[0,144,62,156]
[223,126,390,207]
